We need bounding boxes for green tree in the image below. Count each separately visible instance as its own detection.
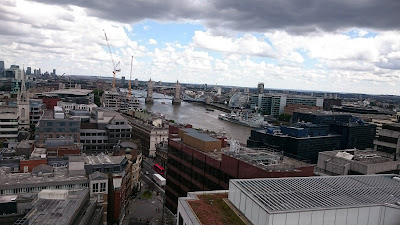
[278,114,292,122]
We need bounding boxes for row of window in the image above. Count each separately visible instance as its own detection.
[81,139,108,144]
[0,183,88,196]
[92,182,107,193]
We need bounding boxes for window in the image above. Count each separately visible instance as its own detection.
[93,183,99,193]
[100,182,106,192]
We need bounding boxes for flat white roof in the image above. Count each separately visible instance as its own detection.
[231,175,400,212]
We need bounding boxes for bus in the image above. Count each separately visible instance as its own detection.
[153,164,165,175]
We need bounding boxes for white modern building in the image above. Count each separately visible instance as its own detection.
[177,175,400,225]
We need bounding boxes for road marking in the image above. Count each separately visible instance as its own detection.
[152,201,155,203]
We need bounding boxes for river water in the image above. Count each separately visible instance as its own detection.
[132,90,252,144]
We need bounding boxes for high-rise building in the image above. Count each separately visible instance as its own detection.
[10,65,19,69]
[121,76,125,87]
[257,82,264,94]
[134,78,138,87]
[26,67,31,75]
[38,68,41,75]
[53,68,56,76]
[0,60,4,75]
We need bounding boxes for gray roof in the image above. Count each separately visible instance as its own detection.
[25,189,88,225]
[0,169,87,190]
[89,171,108,180]
[182,128,218,142]
[232,175,400,212]
[32,164,53,175]
[84,155,126,165]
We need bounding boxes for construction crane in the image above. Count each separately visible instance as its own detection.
[103,29,121,90]
[128,56,133,98]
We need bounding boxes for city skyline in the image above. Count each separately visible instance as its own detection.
[1,0,400,95]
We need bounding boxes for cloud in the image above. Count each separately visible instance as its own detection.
[148,39,158,45]
[29,0,400,33]
[192,30,276,58]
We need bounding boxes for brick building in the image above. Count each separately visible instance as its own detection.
[165,128,314,213]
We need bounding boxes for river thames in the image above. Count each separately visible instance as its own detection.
[133,90,252,144]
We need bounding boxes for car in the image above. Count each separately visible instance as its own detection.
[145,171,149,175]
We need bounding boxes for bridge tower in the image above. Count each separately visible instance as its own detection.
[145,79,154,104]
[172,80,181,105]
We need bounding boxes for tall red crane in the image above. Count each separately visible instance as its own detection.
[103,29,120,90]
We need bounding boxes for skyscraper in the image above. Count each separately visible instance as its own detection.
[0,61,4,75]
[258,82,264,94]
[53,69,56,76]
[26,67,32,75]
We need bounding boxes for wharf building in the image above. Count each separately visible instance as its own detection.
[249,94,323,117]
[126,111,168,157]
[177,175,400,225]
[165,128,314,213]
[317,149,400,175]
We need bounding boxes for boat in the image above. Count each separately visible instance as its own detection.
[206,108,214,112]
[161,102,166,104]
[218,111,268,128]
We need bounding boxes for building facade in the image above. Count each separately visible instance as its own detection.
[165,128,314,213]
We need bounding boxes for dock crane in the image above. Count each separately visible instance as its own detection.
[103,29,121,90]
[128,56,133,98]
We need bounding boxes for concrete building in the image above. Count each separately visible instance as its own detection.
[17,189,103,225]
[250,94,323,117]
[258,82,264,94]
[177,175,400,225]
[80,108,132,154]
[127,111,168,157]
[166,128,314,213]
[102,90,140,111]
[57,101,97,114]
[42,88,94,104]
[145,79,154,104]
[34,109,80,147]
[29,99,44,125]
[0,106,19,142]
[374,124,400,161]
[89,171,109,223]
[317,149,400,175]
[0,167,88,197]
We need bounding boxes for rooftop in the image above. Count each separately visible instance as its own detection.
[320,149,395,165]
[46,88,92,96]
[183,191,249,225]
[0,168,87,189]
[231,175,400,213]
[84,155,126,165]
[25,189,88,225]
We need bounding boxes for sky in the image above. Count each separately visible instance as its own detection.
[1,0,400,95]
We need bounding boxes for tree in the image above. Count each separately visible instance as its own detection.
[278,114,292,122]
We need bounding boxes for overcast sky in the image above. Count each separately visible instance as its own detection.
[1,0,400,94]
